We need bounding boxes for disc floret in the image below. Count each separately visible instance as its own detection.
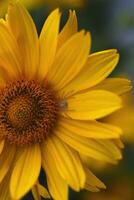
[0,80,59,145]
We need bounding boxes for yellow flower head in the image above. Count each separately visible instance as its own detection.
[0,2,131,200]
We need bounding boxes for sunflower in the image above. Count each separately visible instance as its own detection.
[0,2,131,200]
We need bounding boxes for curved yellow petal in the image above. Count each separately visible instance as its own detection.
[92,78,132,95]
[32,185,40,200]
[37,183,50,199]
[32,183,50,200]
[41,142,68,200]
[0,140,5,154]
[96,139,122,160]
[65,90,122,120]
[0,20,22,78]
[39,9,61,80]
[0,171,11,200]
[58,117,122,139]
[85,185,100,192]
[10,144,41,199]
[84,167,106,192]
[114,139,124,149]
[0,66,10,86]
[0,144,15,183]
[55,126,121,163]
[8,2,39,79]
[60,49,119,97]
[43,135,85,191]
[58,10,78,49]
[48,31,91,90]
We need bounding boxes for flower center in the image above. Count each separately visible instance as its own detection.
[7,96,34,130]
[0,80,59,145]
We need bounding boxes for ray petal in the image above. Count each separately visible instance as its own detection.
[10,144,41,199]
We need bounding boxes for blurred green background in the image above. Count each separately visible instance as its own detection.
[23,0,134,199]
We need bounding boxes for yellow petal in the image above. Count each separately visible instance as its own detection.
[48,31,91,90]
[0,140,5,154]
[0,66,9,86]
[84,167,106,191]
[8,2,39,79]
[55,126,121,163]
[113,139,124,149]
[0,20,22,78]
[41,142,68,200]
[43,135,85,191]
[60,49,119,97]
[85,184,100,192]
[0,171,11,200]
[32,183,50,200]
[66,90,122,120]
[59,117,122,139]
[10,144,41,199]
[92,78,132,95]
[32,185,40,200]
[58,10,78,49]
[37,184,50,199]
[39,9,61,80]
[97,139,122,160]
[0,144,15,183]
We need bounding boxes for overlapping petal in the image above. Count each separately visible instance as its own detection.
[92,78,132,95]
[42,135,85,191]
[84,167,106,192]
[8,2,39,79]
[0,144,15,183]
[65,90,122,120]
[55,126,122,164]
[10,144,41,199]
[0,140,5,154]
[32,183,50,200]
[0,171,11,200]
[60,49,119,97]
[39,9,61,80]
[0,20,22,79]
[114,139,124,149]
[47,31,91,90]
[58,117,122,139]
[42,142,68,200]
[0,66,9,86]
[58,10,78,49]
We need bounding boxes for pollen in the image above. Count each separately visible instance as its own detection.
[0,80,59,145]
